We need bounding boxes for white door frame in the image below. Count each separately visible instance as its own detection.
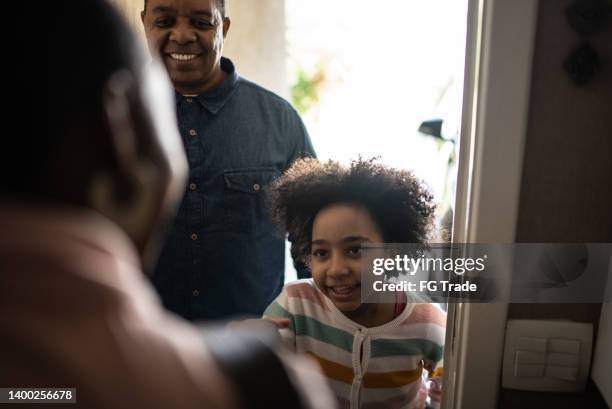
[441,1,539,408]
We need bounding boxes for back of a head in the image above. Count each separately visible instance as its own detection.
[29,0,143,203]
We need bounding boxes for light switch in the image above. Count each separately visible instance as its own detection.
[515,350,546,365]
[545,365,578,382]
[514,363,545,377]
[502,319,593,392]
[549,338,581,355]
[547,352,579,367]
[517,336,547,353]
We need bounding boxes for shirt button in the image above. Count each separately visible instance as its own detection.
[189,128,197,136]
[191,233,198,241]
[192,289,200,297]
[186,97,194,103]
[189,183,197,191]
[252,183,261,192]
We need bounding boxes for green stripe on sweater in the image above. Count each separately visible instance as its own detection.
[264,302,354,352]
[371,338,443,362]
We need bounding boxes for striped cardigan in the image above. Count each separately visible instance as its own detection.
[264,279,445,409]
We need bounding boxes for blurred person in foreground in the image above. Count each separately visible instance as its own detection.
[0,1,334,408]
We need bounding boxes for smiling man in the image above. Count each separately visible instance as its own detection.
[141,0,315,321]
[144,0,227,94]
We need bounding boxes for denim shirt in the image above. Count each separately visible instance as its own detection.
[152,58,315,321]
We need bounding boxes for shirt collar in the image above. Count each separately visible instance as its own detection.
[175,57,239,115]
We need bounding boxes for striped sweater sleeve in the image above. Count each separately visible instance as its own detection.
[263,287,297,353]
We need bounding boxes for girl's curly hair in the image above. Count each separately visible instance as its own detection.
[267,157,436,267]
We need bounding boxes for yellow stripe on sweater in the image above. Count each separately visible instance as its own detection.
[364,363,423,388]
[307,352,355,384]
[307,353,425,388]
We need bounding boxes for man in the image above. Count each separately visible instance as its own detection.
[0,2,333,408]
[141,0,315,320]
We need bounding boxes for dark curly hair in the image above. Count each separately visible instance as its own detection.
[267,157,436,268]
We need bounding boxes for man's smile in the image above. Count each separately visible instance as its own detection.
[167,53,201,61]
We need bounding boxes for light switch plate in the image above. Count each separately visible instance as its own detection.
[502,319,592,392]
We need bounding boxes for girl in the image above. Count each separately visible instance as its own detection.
[264,158,446,409]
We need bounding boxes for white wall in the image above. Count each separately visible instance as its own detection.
[223,0,288,98]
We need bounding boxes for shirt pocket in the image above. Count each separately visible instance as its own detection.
[223,168,281,233]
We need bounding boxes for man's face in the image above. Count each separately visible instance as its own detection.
[142,0,229,94]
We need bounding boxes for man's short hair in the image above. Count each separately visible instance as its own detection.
[143,0,226,18]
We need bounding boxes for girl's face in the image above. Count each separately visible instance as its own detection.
[310,204,383,314]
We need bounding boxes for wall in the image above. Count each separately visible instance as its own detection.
[501,0,612,407]
[512,0,612,329]
[223,0,288,98]
[592,302,612,406]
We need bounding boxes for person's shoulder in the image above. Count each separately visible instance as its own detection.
[282,278,316,299]
[236,76,298,113]
[282,279,331,312]
[402,302,447,328]
[265,279,313,313]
